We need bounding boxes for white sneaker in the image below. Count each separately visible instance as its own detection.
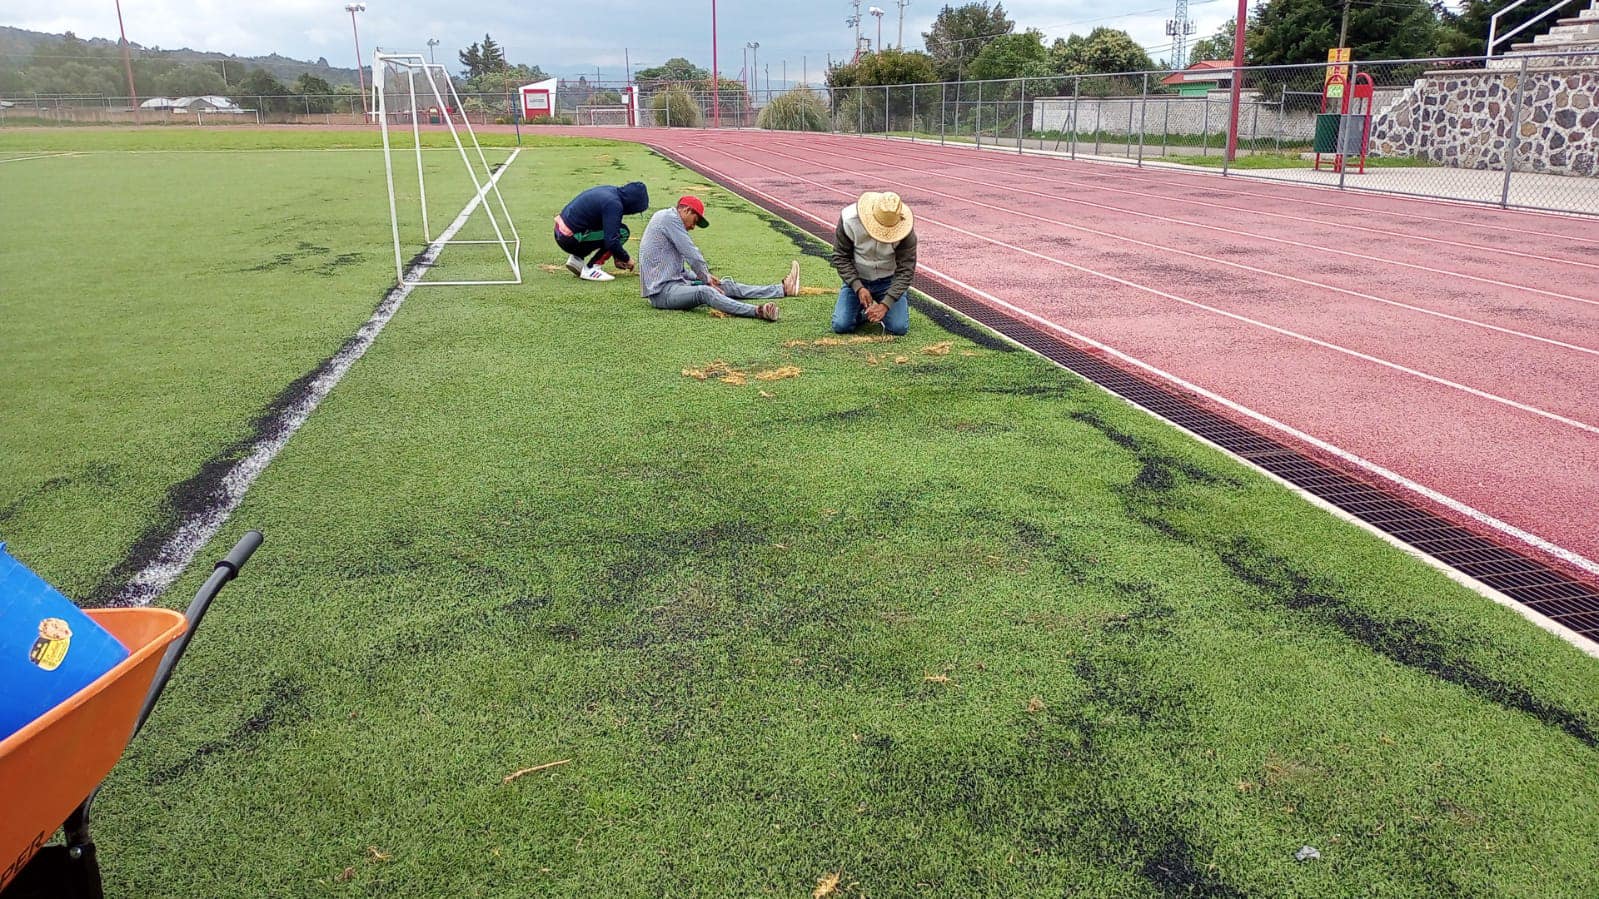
[580,266,615,282]
[564,255,584,276]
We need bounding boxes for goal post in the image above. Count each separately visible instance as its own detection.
[374,51,522,287]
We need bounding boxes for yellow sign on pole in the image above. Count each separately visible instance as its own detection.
[1325,47,1351,87]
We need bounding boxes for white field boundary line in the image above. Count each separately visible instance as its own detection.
[113,147,521,606]
[0,152,81,164]
[700,141,1599,436]
[763,135,1599,310]
[748,138,1599,358]
[866,131,1599,235]
[657,144,1599,658]
[804,135,1599,272]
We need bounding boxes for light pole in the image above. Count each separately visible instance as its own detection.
[746,41,759,102]
[114,0,138,110]
[869,7,884,53]
[896,0,910,49]
[711,0,720,127]
[1225,0,1246,161]
[345,4,367,115]
[427,38,439,66]
[846,16,862,61]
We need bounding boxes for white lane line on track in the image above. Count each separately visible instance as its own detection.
[695,141,1599,436]
[741,138,1599,359]
[113,148,522,606]
[751,135,1599,310]
[0,152,80,164]
[792,136,1599,271]
[651,141,1599,595]
[863,132,1599,240]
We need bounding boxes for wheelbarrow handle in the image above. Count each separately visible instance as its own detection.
[63,531,264,854]
[131,530,264,739]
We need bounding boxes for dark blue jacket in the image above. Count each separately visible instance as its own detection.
[560,182,650,263]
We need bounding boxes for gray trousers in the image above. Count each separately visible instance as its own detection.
[648,279,782,317]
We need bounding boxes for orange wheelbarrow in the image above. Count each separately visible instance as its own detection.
[0,532,262,899]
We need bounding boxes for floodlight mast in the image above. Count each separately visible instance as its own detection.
[346,4,368,114]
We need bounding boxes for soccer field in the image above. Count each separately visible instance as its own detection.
[3,129,1598,898]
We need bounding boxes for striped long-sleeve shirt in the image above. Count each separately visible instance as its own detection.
[639,207,711,297]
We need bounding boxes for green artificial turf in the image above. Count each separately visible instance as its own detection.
[2,131,1597,898]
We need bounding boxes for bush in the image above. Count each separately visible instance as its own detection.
[651,88,702,128]
[527,114,574,125]
[835,90,882,134]
[756,87,831,132]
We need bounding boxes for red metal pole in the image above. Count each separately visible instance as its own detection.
[114,0,139,113]
[712,0,720,127]
[350,8,367,116]
[1225,0,1246,161]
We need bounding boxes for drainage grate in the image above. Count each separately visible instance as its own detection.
[654,145,1599,647]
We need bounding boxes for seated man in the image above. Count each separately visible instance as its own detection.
[554,181,650,282]
[830,190,917,337]
[639,195,799,322]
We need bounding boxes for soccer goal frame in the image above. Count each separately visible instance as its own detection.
[374,51,522,287]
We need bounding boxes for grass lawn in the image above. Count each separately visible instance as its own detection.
[3,128,1598,898]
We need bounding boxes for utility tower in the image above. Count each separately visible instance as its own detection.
[1166,0,1197,68]
[896,0,910,49]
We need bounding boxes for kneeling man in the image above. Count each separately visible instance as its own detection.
[831,191,916,336]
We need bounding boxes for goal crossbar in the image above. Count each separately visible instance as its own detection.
[375,51,522,287]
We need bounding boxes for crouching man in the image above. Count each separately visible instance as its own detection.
[830,190,917,336]
[554,181,650,282]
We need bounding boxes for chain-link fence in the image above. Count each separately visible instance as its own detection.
[7,51,1597,214]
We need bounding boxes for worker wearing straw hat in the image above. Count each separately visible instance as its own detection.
[830,191,917,337]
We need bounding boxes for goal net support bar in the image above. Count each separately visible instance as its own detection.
[375,52,522,287]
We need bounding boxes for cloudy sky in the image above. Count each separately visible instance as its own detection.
[8,0,1254,84]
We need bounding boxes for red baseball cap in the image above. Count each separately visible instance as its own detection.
[678,195,710,227]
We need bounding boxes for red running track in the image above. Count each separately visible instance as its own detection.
[563,128,1599,576]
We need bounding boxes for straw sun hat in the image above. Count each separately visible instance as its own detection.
[857,191,914,243]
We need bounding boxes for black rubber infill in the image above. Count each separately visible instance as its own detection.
[652,144,1599,646]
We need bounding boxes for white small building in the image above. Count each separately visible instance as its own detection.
[141,96,248,114]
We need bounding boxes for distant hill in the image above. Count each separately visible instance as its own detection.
[0,25,366,87]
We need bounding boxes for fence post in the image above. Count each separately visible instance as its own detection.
[1070,76,1080,159]
[1162,97,1170,156]
[940,82,947,145]
[975,80,982,148]
[885,84,890,138]
[1338,62,1359,191]
[1094,100,1102,156]
[1137,73,1148,166]
[1223,97,1234,175]
[1017,78,1025,155]
[1500,57,1529,209]
[1202,100,1210,156]
[911,85,917,142]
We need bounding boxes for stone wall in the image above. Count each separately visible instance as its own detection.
[1370,69,1599,176]
[1032,90,1405,143]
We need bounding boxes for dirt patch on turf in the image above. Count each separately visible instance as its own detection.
[1218,535,1599,750]
[148,674,310,785]
[0,461,121,526]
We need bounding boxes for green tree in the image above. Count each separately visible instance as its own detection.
[828,48,938,87]
[235,68,292,112]
[967,28,1051,80]
[292,73,335,113]
[1051,27,1154,76]
[152,64,227,97]
[458,35,508,79]
[1188,19,1236,63]
[922,2,1014,81]
[1437,0,1556,57]
[1248,0,1440,66]
[635,57,708,88]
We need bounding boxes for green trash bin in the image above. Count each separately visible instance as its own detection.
[1313,113,1341,154]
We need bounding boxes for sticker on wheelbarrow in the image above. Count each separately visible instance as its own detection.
[28,618,72,671]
